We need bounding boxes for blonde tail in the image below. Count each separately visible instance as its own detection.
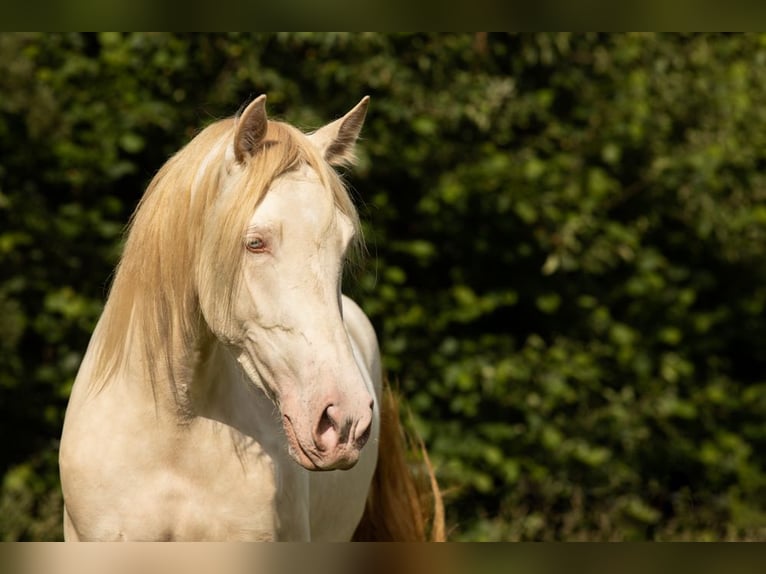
[352,382,446,541]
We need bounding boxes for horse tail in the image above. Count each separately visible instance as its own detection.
[352,381,446,541]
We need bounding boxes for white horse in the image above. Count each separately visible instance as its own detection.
[59,96,442,541]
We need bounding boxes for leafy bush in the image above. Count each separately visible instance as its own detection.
[1,33,765,540]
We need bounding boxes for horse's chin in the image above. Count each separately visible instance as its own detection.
[282,415,360,471]
[290,448,360,472]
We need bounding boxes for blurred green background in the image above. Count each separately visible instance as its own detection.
[1,33,766,541]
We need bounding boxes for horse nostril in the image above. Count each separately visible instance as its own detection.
[317,406,336,436]
[355,419,372,448]
[315,402,372,453]
[315,405,350,452]
[315,406,337,452]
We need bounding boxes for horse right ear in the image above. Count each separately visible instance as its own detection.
[233,94,268,163]
[309,96,370,167]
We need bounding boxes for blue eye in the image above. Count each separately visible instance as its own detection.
[245,237,267,253]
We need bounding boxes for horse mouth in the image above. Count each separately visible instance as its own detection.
[282,415,359,471]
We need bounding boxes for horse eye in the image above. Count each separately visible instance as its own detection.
[245,237,266,253]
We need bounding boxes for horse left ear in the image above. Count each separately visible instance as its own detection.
[309,96,370,167]
[234,94,268,163]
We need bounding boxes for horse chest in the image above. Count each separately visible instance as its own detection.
[62,396,307,541]
[137,430,285,541]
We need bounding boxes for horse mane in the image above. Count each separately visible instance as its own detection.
[89,113,361,396]
[352,381,446,542]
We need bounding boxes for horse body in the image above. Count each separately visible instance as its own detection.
[61,296,379,541]
[59,96,420,541]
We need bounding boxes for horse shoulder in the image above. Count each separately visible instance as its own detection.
[341,295,381,391]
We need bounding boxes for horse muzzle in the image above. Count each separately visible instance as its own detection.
[282,396,374,471]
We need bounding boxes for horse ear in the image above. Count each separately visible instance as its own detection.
[309,96,370,167]
[234,94,268,163]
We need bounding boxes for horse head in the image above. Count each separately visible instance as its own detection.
[197,95,374,471]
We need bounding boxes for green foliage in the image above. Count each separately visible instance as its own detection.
[2,33,766,540]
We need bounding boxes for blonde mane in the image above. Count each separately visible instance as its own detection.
[90,114,362,394]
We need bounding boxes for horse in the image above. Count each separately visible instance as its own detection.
[59,95,443,541]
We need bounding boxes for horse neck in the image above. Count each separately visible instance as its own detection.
[186,338,276,433]
[95,294,217,419]
[124,311,267,434]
